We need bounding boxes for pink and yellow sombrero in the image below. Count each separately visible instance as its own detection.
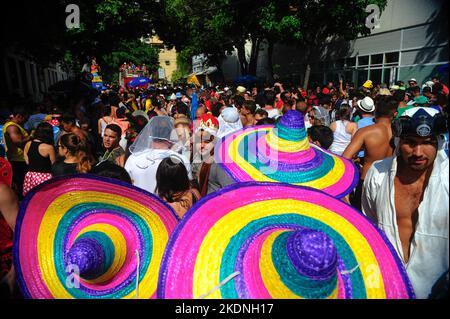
[14,175,179,299]
[215,110,358,198]
[158,182,415,299]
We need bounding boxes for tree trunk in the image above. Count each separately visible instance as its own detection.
[303,64,311,91]
[266,39,274,83]
[236,41,248,76]
[248,37,260,76]
[215,62,225,84]
[302,46,313,90]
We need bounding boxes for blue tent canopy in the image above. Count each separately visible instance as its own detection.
[128,76,153,87]
[234,75,259,85]
[92,82,106,91]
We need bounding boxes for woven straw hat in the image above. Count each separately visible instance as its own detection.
[214,110,359,198]
[157,182,415,299]
[14,175,179,299]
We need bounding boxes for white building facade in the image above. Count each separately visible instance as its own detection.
[221,0,449,87]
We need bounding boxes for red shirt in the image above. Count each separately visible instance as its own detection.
[275,100,284,110]
[442,84,449,96]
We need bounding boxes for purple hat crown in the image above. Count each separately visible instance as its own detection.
[287,229,338,281]
[277,110,306,131]
[66,236,114,280]
[273,110,307,142]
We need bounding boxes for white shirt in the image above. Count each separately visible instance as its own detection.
[125,149,192,194]
[362,153,449,298]
[267,108,280,119]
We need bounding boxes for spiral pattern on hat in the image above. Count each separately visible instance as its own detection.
[14,175,179,299]
[158,183,415,299]
[215,111,359,198]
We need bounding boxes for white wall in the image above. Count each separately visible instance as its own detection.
[374,0,444,34]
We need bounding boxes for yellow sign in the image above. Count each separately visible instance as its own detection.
[187,74,200,87]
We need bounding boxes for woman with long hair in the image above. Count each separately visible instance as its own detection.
[97,104,114,137]
[329,105,358,156]
[155,156,200,219]
[52,133,95,177]
[23,122,56,195]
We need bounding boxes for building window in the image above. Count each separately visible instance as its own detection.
[332,59,344,70]
[370,68,383,85]
[358,56,369,66]
[165,61,170,66]
[357,70,368,86]
[0,59,6,92]
[7,57,20,89]
[30,64,37,94]
[370,54,383,66]
[384,52,399,65]
[345,57,356,68]
[19,60,31,95]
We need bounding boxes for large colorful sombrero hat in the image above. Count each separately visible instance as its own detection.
[14,175,179,299]
[158,182,415,299]
[215,110,358,198]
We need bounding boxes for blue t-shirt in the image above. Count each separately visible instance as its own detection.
[357,116,375,158]
[24,113,47,131]
[190,92,199,120]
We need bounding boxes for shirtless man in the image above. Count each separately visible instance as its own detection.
[342,95,398,209]
[240,100,257,127]
[59,113,87,142]
[362,107,448,298]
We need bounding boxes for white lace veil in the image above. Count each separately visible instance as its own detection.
[129,116,180,155]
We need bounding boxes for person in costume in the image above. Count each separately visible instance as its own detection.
[125,116,191,194]
[90,57,100,75]
[190,113,222,196]
[192,113,219,180]
[217,106,243,139]
[362,107,448,299]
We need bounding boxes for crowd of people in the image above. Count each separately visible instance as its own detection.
[119,62,148,74]
[0,74,448,299]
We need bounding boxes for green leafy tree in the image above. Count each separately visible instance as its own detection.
[155,0,388,84]
[286,0,388,88]
[1,0,159,76]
